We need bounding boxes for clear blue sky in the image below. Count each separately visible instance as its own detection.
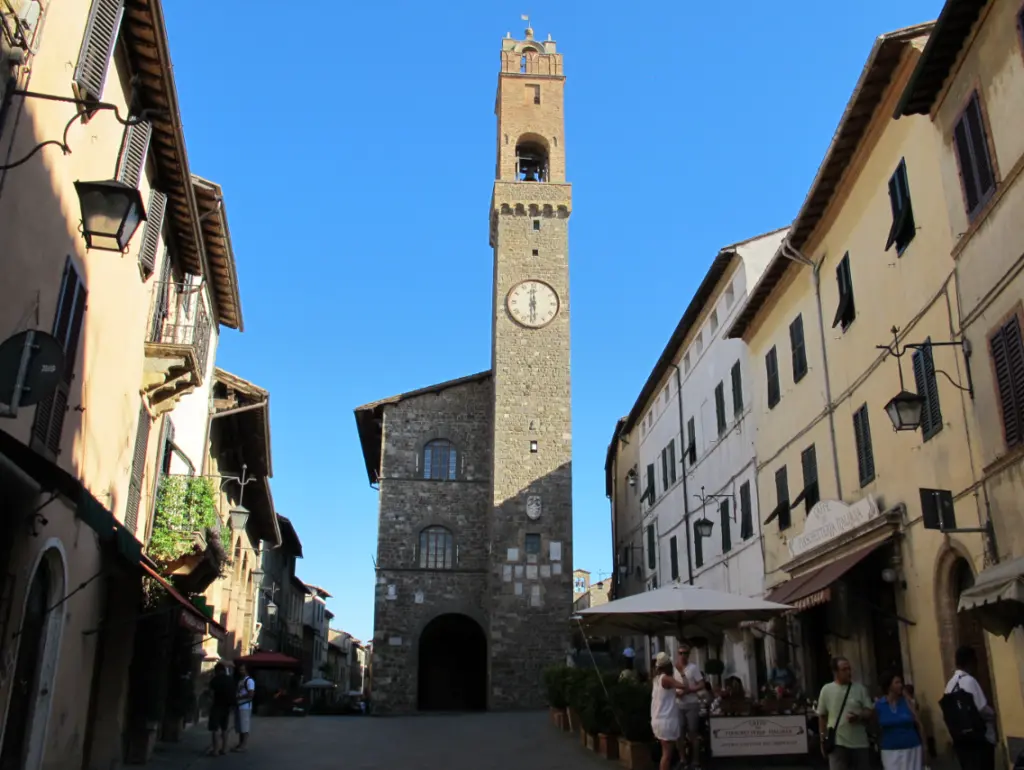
[164,0,942,641]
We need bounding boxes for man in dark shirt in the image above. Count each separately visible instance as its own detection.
[207,663,234,756]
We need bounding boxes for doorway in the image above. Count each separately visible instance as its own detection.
[417,613,487,711]
[0,547,65,770]
[953,558,994,701]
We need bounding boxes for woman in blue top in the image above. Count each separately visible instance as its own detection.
[874,671,925,770]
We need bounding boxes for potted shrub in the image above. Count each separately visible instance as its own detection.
[610,678,655,770]
[565,667,590,735]
[591,671,621,759]
[542,664,571,729]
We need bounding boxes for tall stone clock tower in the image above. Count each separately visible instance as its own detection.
[488,22,573,709]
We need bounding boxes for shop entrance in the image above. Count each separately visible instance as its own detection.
[417,613,487,711]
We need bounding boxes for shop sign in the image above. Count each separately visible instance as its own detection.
[710,715,808,757]
[789,496,879,558]
[178,609,207,634]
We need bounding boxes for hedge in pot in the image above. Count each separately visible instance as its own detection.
[580,671,618,748]
[542,664,571,728]
[610,679,654,770]
[565,666,591,734]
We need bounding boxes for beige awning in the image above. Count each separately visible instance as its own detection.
[957,556,1024,638]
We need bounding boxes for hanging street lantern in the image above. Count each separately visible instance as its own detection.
[883,390,926,432]
[74,179,147,252]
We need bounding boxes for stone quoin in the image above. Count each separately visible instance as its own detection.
[353,23,574,714]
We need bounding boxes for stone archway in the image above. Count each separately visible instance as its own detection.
[936,549,994,700]
[0,544,67,770]
[417,613,487,712]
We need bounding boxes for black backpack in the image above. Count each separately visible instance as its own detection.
[939,676,987,743]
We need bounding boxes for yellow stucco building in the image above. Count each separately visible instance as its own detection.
[727,16,1024,765]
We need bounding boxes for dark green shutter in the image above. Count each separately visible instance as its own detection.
[990,317,1024,448]
[739,482,753,540]
[853,405,876,486]
[693,522,703,568]
[669,536,679,581]
[731,361,743,415]
[646,525,656,570]
[715,382,726,436]
[720,500,732,553]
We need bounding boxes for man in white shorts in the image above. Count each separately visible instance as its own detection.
[675,644,705,770]
[233,663,255,752]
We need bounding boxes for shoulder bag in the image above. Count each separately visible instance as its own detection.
[823,683,852,755]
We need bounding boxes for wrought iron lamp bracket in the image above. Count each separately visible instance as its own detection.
[0,89,166,172]
[877,325,974,400]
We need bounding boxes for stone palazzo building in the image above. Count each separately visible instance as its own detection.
[354,25,574,713]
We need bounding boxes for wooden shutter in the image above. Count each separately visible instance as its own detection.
[31,258,86,456]
[964,95,994,200]
[661,447,669,492]
[775,466,790,530]
[646,525,656,570]
[73,0,125,101]
[667,440,676,484]
[766,347,780,408]
[686,418,696,464]
[853,405,876,486]
[116,120,153,188]
[124,403,152,534]
[731,360,743,414]
[790,315,807,381]
[669,536,679,581]
[137,190,167,278]
[739,482,753,540]
[800,444,819,512]
[715,382,726,435]
[693,522,703,568]
[720,500,732,553]
[990,316,1024,448]
[912,342,943,440]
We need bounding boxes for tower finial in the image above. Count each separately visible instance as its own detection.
[521,13,533,39]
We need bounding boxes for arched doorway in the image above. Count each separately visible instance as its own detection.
[0,547,66,770]
[953,558,994,699]
[417,613,487,711]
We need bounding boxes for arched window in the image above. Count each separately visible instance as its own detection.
[423,439,457,480]
[419,526,454,570]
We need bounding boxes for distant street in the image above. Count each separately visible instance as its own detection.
[156,712,611,770]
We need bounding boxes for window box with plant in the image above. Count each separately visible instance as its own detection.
[149,475,223,567]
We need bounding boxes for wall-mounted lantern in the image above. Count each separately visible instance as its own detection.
[74,179,147,252]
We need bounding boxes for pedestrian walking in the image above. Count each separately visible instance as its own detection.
[941,645,996,770]
[817,656,874,770]
[650,652,689,770]
[233,663,255,752]
[206,663,235,756]
[674,643,705,770]
[873,671,925,770]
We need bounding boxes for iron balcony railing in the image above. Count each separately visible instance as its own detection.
[148,280,212,374]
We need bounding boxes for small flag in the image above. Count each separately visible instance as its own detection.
[521,14,529,21]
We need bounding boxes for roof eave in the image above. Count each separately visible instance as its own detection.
[192,176,244,331]
[894,2,985,118]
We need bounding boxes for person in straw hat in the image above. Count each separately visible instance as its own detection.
[651,652,690,770]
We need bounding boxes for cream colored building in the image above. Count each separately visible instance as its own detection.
[726,19,1023,764]
[895,0,1024,760]
[0,0,249,764]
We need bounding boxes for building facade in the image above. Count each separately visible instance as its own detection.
[895,0,1024,758]
[354,23,573,714]
[725,19,1024,764]
[605,231,783,689]
[0,0,248,765]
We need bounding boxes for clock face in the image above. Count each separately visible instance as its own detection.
[506,280,559,328]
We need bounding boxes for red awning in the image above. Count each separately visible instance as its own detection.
[765,542,884,611]
[235,651,301,669]
[141,560,227,639]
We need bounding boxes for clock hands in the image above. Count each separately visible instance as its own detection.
[528,284,537,322]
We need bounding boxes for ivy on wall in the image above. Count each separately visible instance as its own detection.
[149,476,218,563]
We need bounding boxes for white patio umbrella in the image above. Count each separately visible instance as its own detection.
[575,583,792,638]
[301,677,337,689]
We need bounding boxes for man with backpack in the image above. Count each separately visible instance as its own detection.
[941,645,996,770]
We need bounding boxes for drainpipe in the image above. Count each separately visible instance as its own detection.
[671,363,695,585]
[780,239,843,500]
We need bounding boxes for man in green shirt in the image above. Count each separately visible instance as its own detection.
[816,656,874,770]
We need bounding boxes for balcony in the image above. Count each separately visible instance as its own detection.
[142,281,212,415]
[150,474,227,594]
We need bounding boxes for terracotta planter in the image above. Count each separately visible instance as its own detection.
[580,727,588,746]
[599,733,620,759]
[554,710,568,731]
[617,738,653,770]
[550,706,560,727]
[568,707,581,733]
[586,732,598,751]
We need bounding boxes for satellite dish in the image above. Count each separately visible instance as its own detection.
[0,330,65,410]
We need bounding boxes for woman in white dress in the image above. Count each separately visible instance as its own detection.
[650,652,689,770]
[873,671,925,770]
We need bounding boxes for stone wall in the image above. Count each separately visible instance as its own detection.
[371,377,493,714]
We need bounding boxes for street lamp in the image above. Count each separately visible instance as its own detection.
[228,504,251,532]
[877,325,974,432]
[694,517,714,539]
[692,486,734,540]
[74,180,147,252]
[883,391,926,432]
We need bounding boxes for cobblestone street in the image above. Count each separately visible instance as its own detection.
[152,712,613,770]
